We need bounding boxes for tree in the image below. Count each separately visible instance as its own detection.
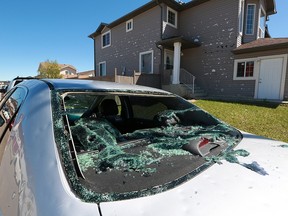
[38,60,63,78]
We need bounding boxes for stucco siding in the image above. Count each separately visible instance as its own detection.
[179,0,255,98]
[95,7,162,76]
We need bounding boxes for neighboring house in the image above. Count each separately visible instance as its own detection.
[59,64,77,78]
[76,70,95,79]
[89,0,288,101]
[38,62,77,79]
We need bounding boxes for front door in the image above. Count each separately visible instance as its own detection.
[258,57,284,100]
[164,50,174,70]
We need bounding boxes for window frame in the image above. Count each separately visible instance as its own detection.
[258,6,266,38]
[101,31,111,49]
[233,58,257,80]
[139,50,154,74]
[0,87,27,148]
[126,19,133,32]
[99,61,107,76]
[167,7,178,28]
[245,4,256,35]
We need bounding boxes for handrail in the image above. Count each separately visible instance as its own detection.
[180,68,196,94]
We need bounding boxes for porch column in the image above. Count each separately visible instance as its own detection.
[172,42,182,84]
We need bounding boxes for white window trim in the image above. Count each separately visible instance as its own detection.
[167,7,178,29]
[245,4,256,35]
[126,19,133,32]
[233,58,258,80]
[257,6,266,39]
[99,61,107,76]
[238,0,245,36]
[139,50,154,74]
[101,31,111,49]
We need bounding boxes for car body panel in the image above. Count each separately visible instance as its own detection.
[0,81,100,216]
[99,133,288,216]
[0,79,287,216]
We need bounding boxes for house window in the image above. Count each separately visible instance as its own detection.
[234,60,255,80]
[259,8,266,38]
[238,0,245,35]
[102,31,111,48]
[167,7,177,28]
[126,19,133,32]
[99,61,106,76]
[139,51,153,74]
[245,4,256,35]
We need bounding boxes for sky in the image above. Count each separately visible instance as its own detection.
[0,0,287,81]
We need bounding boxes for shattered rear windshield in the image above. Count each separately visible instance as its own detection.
[52,90,242,203]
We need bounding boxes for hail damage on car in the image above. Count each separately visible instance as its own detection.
[51,89,246,203]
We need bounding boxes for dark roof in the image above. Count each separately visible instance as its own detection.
[233,38,288,54]
[157,36,201,49]
[266,0,277,15]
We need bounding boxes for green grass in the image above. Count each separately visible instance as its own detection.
[193,100,288,143]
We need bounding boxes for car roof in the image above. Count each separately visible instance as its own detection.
[21,79,172,95]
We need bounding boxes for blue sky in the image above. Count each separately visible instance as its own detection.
[0,0,287,81]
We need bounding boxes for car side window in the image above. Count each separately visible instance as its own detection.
[0,88,27,162]
[129,96,167,120]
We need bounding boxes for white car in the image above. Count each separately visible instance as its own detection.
[0,79,287,216]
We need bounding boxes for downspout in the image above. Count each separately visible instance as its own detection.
[156,0,164,87]
[93,37,97,77]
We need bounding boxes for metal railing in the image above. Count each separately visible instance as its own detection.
[180,68,196,94]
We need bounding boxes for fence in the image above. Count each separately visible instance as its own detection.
[84,71,161,89]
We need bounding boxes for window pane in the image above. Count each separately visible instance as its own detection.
[126,20,133,31]
[237,62,245,77]
[245,61,254,77]
[246,5,255,34]
[141,53,152,73]
[129,96,168,120]
[168,10,176,26]
[99,63,106,76]
[102,33,110,47]
[259,10,266,38]
[0,88,26,143]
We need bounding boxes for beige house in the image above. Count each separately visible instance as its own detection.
[76,70,95,79]
[59,64,77,78]
[38,62,77,79]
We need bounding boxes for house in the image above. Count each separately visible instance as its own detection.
[89,0,288,101]
[59,64,77,78]
[76,70,95,79]
[38,62,78,79]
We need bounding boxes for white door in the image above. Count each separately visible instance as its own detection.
[258,58,283,100]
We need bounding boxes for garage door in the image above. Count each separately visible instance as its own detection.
[258,57,284,100]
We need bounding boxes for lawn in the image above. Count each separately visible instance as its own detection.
[193,100,288,143]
